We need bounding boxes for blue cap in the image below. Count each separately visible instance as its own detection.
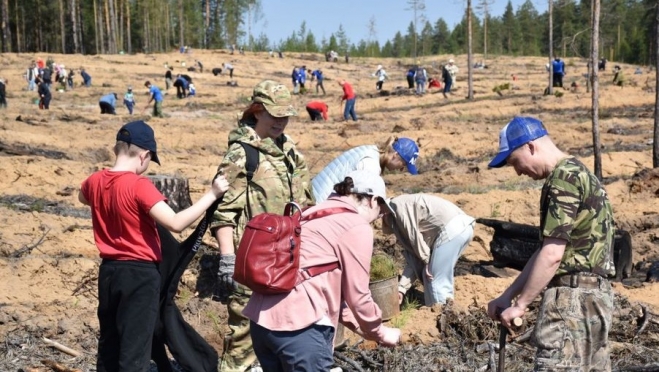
[488,117,548,168]
[116,120,160,165]
[392,137,420,175]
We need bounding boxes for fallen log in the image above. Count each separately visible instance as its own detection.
[476,218,633,281]
[0,140,70,160]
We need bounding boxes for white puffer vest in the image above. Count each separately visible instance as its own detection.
[311,145,381,203]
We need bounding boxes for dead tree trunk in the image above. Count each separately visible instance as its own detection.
[1,0,11,52]
[14,0,20,52]
[591,0,602,179]
[467,0,474,100]
[70,0,79,53]
[548,0,554,95]
[93,0,100,54]
[654,0,659,168]
[125,0,131,53]
[58,0,66,53]
[147,175,192,212]
[178,0,183,49]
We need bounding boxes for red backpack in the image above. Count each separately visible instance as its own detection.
[233,202,353,295]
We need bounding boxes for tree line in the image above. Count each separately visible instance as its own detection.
[1,0,656,65]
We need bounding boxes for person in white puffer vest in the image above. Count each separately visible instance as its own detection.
[311,136,420,203]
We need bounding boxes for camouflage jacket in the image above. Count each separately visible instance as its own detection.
[211,124,314,249]
[540,157,615,277]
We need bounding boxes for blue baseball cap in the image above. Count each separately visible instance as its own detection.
[488,116,548,168]
[392,137,420,175]
[116,120,160,165]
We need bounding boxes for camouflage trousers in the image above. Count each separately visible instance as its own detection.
[533,278,613,371]
[220,292,256,372]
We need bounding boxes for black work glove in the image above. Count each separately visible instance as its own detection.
[218,254,240,294]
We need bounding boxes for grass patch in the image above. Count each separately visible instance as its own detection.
[390,297,420,328]
[370,254,396,282]
[177,287,194,306]
[206,310,222,333]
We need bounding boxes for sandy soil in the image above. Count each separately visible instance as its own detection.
[1,50,659,368]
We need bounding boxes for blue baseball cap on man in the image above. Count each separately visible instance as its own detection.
[116,120,161,165]
[392,137,420,175]
[488,116,548,168]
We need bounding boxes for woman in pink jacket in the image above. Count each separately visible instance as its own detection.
[243,170,401,372]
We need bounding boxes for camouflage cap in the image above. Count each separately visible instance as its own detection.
[252,80,298,117]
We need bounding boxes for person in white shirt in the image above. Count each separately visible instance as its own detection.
[373,64,388,91]
[383,193,475,306]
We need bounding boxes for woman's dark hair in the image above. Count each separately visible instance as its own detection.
[240,102,266,127]
[333,176,370,202]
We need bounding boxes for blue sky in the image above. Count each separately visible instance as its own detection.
[251,0,545,47]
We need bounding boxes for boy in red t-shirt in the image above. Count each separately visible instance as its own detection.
[79,120,229,372]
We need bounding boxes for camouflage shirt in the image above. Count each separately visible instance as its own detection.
[540,157,615,277]
[211,124,314,249]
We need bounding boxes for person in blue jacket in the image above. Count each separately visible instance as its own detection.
[291,67,300,94]
[99,93,118,115]
[173,75,189,99]
[311,69,325,95]
[81,68,92,87]
[406,68,416,89]
[552,57,565,88]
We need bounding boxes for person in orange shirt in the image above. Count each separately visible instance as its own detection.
[338,80,357,122]
[306,100,328,121]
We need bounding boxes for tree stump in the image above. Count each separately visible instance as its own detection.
[148,175,192,212]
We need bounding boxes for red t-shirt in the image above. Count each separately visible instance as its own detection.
[341,83,355,100]
[81,169,167,262]
[306,101,328,120]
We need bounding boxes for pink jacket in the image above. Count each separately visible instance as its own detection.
[242,196,398,344]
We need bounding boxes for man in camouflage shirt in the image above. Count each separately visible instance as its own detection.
[212,80,313,372]
[486,117,615,371]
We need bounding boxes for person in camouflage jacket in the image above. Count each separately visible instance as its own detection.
[486,116,615,371]
[211,80,314,372]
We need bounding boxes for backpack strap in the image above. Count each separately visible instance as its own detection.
[235,142,259,220]
[236,142,259,182]
[298,207,356,281]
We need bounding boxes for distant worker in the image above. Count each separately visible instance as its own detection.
[414,64,427,95]
[428,77,441,90]
[311,69,326,95]
[81,68,92,87]
[173,75,189,99]
[338,80,357,122]
[613,65,625,87]
[406,67,416,89]
[306,101,328,121]
[552,57,565,88]
[144,81,164,118]
[123,86,135,115]
[0,79,7,108]
[99,93,118,115]
[373,65,388,91]
[37,78,51,110]
[223,63,234,79]
[165,67,173,90]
